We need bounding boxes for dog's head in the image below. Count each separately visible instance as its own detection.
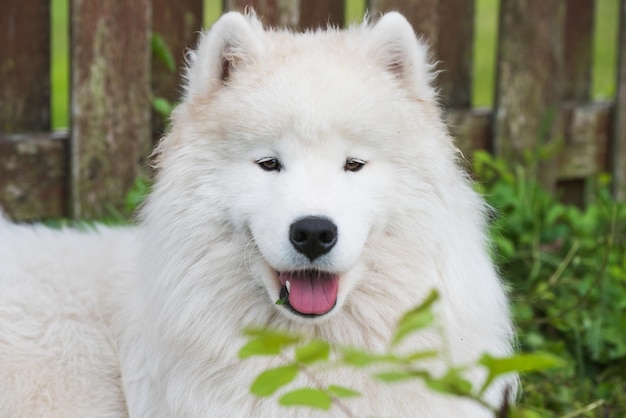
[162,11,442,322]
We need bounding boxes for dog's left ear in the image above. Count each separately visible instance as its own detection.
[366,12,436,102]
[184,11,263,98]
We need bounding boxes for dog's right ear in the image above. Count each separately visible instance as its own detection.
[184,12,263,98]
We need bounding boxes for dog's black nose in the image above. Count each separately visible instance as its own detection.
[289,216,337,261]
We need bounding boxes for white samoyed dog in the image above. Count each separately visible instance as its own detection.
[0,11,517,418]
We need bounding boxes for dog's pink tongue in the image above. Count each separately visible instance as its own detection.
[280,271,338,315]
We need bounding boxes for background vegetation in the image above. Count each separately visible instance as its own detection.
[474,151,626,417]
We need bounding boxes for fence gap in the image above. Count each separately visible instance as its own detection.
[51,0,70,130]
[593,0,620,100]
[472,0,499,108]
[345,0,366,26]
[204,0,223,27]
[613,0,626,200]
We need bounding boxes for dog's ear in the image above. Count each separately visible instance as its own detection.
[184,12,263,98]
[366,12,436,101]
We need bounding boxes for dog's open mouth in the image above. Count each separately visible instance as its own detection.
[278,270,339,316]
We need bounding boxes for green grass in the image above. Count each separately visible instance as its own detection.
[50,0,620,129]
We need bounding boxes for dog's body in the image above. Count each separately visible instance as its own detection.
[0,12,516,417]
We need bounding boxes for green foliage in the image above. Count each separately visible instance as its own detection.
[152,96,176,119]
[150,32,178,122]
[42,176,150,228]
[239,328,300,358]
[241,290,562,416]
[251,365,299,396]
[474,150,626,417]
[391,288,438,347]
[478,353,565,396]
[279,388,333,410]
[101,176,151,223]
[123,176,151,216]
[151,33,176,73]
[295,340,330,364]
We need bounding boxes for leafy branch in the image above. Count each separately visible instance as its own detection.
[239,290,563,417]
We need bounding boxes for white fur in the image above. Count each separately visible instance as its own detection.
[0,12,516,417]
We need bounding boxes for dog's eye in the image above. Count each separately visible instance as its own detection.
[256,157,281,172]
[344,158,366,172]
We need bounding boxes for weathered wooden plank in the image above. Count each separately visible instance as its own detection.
[559,101,612,179]
[493,0,565,191]
[224,0,343,28]
[562,0,594,101]
[70,0,152,219]
[0,0,55,219]
[1,100,611,221]
[0,0,50,132]
[368,0,439,44]
[224,0,299,27]
[446,108,492,157]
[613,0,626,200]
[152,0,204,139]
[299,0,344,29]
[446,103,612,183]
[555,0,596,205]
[0,133,68,220]
[437,0,474,109]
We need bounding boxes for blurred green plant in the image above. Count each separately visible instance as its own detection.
[474,150,626,417]
[151,33,178,120]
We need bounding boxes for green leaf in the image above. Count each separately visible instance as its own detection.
[327,385,360,398]
[151,33,176,72]
[295,340,330,365]
[152,97,174,119]
[279,388,332,410]
[124,177,150,214]
[374,370,423,383]
[340,348,398,367]
[250,365,299,397]
[391,289,439,347]
[424,369,473,397]
[496,236,516,258]
[479,352,565,394]
[402,350,439,362]
[238,329,300,359]
[510,408,544,418]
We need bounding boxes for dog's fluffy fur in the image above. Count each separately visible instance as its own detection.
[0,12,516,417]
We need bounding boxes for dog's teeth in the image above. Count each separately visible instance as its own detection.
[286,280,291,293]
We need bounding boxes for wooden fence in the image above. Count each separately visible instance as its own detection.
[1,0,625,220]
